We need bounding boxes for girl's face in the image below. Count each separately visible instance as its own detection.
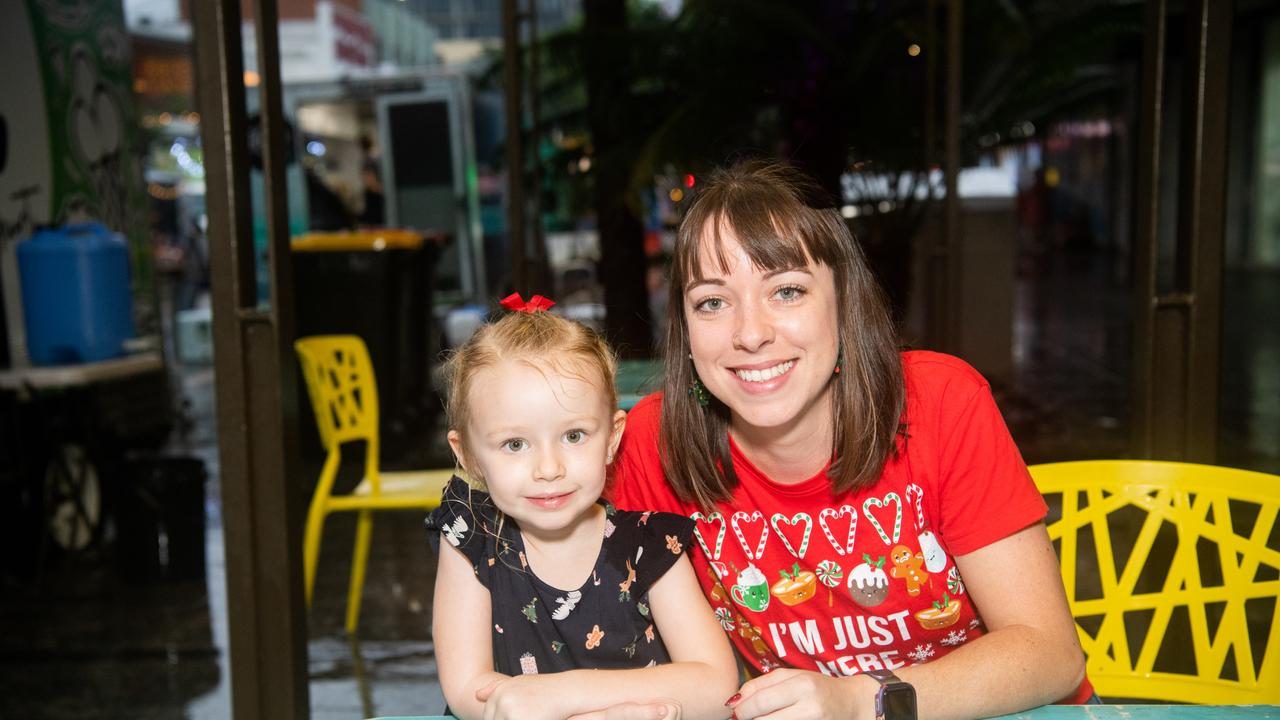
[449,358,626,542]
[684,228,840,439]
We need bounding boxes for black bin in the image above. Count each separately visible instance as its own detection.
[291,230,438,459]
[114,456,207,583]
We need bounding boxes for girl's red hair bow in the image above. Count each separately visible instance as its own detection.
[499,293,556,313]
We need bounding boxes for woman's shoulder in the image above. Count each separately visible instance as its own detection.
[626,391,664,423]
[619,391,664,444]
[901,349,991,395]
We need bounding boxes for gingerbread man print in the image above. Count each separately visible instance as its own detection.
[889,544,930,596]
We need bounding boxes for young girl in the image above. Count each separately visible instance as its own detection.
[426,295,738,720]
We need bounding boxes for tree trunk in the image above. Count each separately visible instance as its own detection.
[583,0,653,358]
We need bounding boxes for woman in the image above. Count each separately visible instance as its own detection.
[610,161,1089,719]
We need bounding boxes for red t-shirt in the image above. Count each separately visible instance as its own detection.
[610,351,1092,703]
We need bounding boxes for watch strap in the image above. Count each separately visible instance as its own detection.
[865,669,904,685]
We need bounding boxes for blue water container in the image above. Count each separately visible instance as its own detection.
[17,222,136,365]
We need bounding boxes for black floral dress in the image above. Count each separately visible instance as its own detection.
[426,477,696,676]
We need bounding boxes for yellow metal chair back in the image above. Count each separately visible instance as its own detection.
[295,335,453,634]
[1029,460,1280,704]
[295,335,384,492]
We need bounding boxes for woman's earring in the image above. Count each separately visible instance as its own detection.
[689,376,711,407]
[834,347,843,375]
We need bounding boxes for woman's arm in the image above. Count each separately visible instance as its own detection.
[480,554,739,720]
[433,539,508,720]
[730,522,1085,720]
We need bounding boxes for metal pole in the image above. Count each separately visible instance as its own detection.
[191,0,309,716]
[931,0,962,352]
[1132,0,1231,461]
[1177,0,1230,461]
[529,1,547,292]
[502,0,526,293]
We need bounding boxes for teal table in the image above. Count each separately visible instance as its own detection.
[373,709,1280,720]
[989,707,1279,719]
[616,359,662,410]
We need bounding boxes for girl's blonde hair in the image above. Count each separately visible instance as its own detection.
[443,309,619,481]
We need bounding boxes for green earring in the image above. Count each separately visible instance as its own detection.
[689,376,711,407]
[834,347,843,375]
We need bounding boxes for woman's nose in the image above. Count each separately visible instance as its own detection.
[733,302,775,351]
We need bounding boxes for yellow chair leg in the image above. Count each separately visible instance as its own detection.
[346,510,374,634]
[303,502,328,607]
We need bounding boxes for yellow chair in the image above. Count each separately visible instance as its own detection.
[1029,460,1280,704]
[295,334,454,634]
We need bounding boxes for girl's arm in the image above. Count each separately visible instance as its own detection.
[433,539,508,720]
[728,522,1085,720]
[480,554,739,720]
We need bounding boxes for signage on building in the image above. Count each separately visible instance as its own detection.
[332,2,375,68]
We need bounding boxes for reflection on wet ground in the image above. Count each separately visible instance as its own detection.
[0,250,1275,718]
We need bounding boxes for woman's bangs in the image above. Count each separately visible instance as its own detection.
[681,206,816,282]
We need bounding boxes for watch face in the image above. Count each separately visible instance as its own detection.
[880,684,917,720]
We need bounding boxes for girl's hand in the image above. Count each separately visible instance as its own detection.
[569,700,682,720]
[727,669,878,720]
[477,678,683,720]
[477,674,572,720]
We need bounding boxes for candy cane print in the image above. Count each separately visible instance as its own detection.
[905,483,926,531]
[731,511,770,560]
[862,493,903,545]
[769,513,813,559]
[689,511,726,559]
[818,505,858,556]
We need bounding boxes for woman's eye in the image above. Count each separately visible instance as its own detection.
[694,296,725,313]
[776,285,806,302]
[502,439,528,452]
[564,430,586,445]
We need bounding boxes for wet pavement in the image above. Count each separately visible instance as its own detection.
[0,247,1275,719]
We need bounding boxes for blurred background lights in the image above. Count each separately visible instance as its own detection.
[840,204,858,218]
[669,188,684,202]
[683,173,696,188]
[306,140,327,156]
[908,44,921,57]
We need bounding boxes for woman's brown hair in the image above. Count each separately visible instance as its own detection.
[660,161,905,511]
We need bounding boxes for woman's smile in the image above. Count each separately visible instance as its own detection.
[731,359,795,384]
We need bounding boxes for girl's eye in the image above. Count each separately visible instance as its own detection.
[502,439,528,453]
[693,296,725,313]
[564,430,586,445]
[776,285,806,302]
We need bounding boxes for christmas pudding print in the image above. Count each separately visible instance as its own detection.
[770,562,817,606]
[848,554,890,608]
[914,593,961,630]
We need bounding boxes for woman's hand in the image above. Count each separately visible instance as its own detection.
[727,668,878,720]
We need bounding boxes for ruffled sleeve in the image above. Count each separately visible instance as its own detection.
[607,509,695,598]
[425,476,502,586]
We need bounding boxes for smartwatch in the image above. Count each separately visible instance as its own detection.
[866,669,917,720]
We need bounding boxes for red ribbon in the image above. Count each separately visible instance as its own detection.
[499,293,556,313]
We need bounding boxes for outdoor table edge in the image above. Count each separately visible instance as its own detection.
[368,707,1280,720]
